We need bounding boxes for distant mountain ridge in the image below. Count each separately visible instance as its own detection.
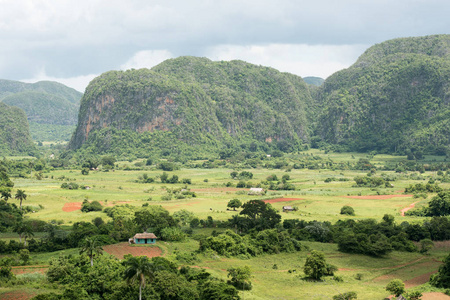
[0,79,82,126]
[0,79,83,143]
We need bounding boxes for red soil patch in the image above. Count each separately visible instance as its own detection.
[11,265,48,275]
[344,194,413,200]
[0,290,37,300]
[62,202,82,212]
[422,292,450,300]
[264,198,303,204]
[401,201,419,216]
[103,242,163,259]
[62,201,132,212]
[404,271,437,288]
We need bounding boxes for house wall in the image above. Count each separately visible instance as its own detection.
[134,238,156,244]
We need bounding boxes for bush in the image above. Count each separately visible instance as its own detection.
[385,279,405,297]
[160,227,186,241]
[81,200,103,212]
[340,205,355,216]
[332,291,357,300]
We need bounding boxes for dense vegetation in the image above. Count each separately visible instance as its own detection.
[0,103,36,156]
[315,34,450,155]
[0,79,82,143]
[68,57,315,158]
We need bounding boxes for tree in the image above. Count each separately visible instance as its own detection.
[385,279,405,297]
[430,253,450,288]
[123,255,156,300]
[419,238,434,254]
[79,237,103,267]
[427,191,450,216]
[0,188,11,202]
[303,250,328,280]
[227,266,252,290]
[15,189,27,211]
[14,221,33,245]
[239,200,281,231]
[227,199,242,211]
[134,206,177,235]
[340,205,355,216]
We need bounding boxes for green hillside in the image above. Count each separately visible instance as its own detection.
[0,102,36,155]
[69,57,315,158]
[315,34,450,155]
[0,79,83,142]
[2,91,78,125]
[303,76,324,86]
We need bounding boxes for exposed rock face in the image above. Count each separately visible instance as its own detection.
[69,57,315,153]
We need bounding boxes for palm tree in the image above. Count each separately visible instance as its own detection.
[79,238,103,267]
[14,189,27,211]
[123,256,156,300]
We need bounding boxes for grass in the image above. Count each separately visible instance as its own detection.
[4,152,450,299]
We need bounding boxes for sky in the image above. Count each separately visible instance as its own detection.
[0,0,448,92]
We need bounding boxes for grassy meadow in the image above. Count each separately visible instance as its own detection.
[2,150,450,299]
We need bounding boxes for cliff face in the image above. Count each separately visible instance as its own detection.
[69,58,315,154]
[315,34,450,154]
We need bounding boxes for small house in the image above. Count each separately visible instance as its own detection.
[248,188,264,195]
[130,232,157,244]
[283,206,295,212]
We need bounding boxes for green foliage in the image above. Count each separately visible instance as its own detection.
[134,206,177,236]
[227,199,242,211]
[340,205,355,216]
[69,58,314,158]
[227,266,252,290]
[385,279,405,297]
[332,291,357,300]
[0,103,36,156]
[316,34,450,154]
[303,250,329,280]
[160,227,186,241]
[81,199,103,212]
[430,253,450,288]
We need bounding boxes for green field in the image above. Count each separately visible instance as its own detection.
[1,151,450,299]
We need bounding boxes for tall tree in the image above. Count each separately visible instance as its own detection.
[123,255,157,300]
[303,250,328,280]
[14,189,27,211]
[79,238,103,267]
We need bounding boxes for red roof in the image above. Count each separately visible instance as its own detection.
[134,232,157,239]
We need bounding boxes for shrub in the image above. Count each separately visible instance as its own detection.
[385,279,405,297]
[340,205,355,216]
[332,291,357,300]
[81,200,103,212]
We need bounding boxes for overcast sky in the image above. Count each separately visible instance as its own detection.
[0,0,448,92]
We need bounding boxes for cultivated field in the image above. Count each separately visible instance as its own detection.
[1,150,450,299]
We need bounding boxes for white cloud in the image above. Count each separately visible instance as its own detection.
[205,44,368,79]
[120,50,174,70]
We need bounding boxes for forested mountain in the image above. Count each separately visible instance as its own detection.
[0,102,36,155]
[303,77,324,86]
[315,34,450,155]
[0,79,83,142]
[69,57,315,158]
[67,35,450,158]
